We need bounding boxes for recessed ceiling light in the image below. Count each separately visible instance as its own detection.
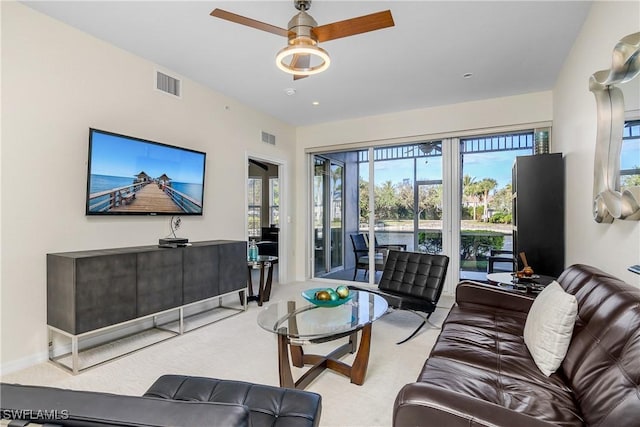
[463,73,473,79]
[312,101,320,106]
[284,88,296,96]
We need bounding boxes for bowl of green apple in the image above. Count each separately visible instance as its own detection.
[302,286,354,307]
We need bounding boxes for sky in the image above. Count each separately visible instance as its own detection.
[89,130,206,184]
[621,138,640,170]
[364,149,532,191]
[364,133,640,191]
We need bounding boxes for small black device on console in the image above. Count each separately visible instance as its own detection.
[159,238,189,248]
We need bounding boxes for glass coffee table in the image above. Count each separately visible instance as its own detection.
[257,290,388,390]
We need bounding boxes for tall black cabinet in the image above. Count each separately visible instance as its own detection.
[512,153,565,277]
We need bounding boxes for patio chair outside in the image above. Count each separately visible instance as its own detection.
[350,233,386,280]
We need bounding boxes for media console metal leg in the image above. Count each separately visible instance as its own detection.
[238,289,248,310]
[47,328,54,368]
[179,307,184,335]
[71,336,79,375]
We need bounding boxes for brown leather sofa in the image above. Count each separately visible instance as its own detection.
[394,264,640,426]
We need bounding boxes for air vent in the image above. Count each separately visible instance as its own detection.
[156,71,181,97]
[261,131,276,145]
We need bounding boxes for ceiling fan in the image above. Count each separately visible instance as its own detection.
[405,142,442,165]
[418,142,442,155]
[409,142,442,156]
[210,0,394,80]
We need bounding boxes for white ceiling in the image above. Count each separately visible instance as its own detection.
[22,1,592,127]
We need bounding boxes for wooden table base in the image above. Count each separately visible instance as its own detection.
[277,322,372,390]
[241,261,276,306]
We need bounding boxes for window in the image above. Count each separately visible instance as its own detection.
[621,120,640,190]
[358,142,443,254]
[248,177,262,237]
[310,127,539,286]
[269,177,280,226]
[459,132,533,279]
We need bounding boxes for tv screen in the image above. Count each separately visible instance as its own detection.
[86,128,206,215]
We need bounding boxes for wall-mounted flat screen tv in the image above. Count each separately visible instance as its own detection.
[86,128,206,216]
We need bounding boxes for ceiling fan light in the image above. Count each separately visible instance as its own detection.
[275,44,330,76]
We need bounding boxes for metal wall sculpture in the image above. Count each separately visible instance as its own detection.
[590,32,640,223]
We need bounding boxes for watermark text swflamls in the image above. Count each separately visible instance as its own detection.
[1,409,70,420]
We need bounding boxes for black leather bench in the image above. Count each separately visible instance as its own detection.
[1,375,322,427]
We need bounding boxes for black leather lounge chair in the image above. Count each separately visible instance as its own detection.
[351,250,449,344]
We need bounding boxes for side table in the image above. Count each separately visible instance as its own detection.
[486,272,556,295]
[244,255,278,306]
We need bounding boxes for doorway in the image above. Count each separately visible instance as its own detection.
[247,156,283,283]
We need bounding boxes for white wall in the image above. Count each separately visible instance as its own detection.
[295,92,554,282]
[553,0,640,286]
[0,2,296,371]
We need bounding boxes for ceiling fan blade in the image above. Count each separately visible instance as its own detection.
[312,10,394,43]
[290,54,310,80]
[210,9,289,38]
[290,53,310,69]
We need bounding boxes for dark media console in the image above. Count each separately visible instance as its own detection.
[47,240,246,374]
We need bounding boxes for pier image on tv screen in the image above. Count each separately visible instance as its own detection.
[86,129,206,215]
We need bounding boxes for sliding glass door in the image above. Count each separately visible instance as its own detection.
[313,156,344,276]
[415,181,444,254]
[458,132,534,280]
[310,143,445,283]
[368,143,444,256]
[309,128,538,289]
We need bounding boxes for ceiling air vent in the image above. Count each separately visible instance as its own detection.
[156,71,181,97]
[261,131,276,145]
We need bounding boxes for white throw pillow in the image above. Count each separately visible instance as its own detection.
[523,281,578,376]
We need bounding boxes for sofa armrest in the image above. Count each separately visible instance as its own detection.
[394,383,557,427]
[455,281,535,314]
[0,383,250,427]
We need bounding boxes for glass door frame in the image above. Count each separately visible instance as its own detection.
[307,142,460,292]
[366,142,458,290]
[447,138,461,294]
[414,179,443,253]
[312,155,345,276]
[306,123,544,296]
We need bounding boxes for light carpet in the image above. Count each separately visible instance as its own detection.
[1,280,454,427]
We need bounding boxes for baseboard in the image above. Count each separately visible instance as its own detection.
[0,351,48,376]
